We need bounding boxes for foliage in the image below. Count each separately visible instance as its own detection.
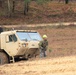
[24,0,50,15]
[35,0,50,4]
[49,48,52,52]
[65,0,69,4]
[24,0,50,4]
[24,0,31,3]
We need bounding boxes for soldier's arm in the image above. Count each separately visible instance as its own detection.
[46,41,48,50]
[47,40,48,46]
[39,41,43,49]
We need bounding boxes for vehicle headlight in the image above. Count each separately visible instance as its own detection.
[22,43,26,47]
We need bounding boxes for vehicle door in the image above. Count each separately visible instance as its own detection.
[5,34,18,56]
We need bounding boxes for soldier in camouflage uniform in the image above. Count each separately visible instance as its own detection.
[39,35,48,57]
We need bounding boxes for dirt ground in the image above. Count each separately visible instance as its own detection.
[0,56,76,75]
[0,26,76,75]
[37,26,76,57]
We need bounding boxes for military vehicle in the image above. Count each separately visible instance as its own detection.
[0,27,42,64]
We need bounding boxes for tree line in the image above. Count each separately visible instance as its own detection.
[24,0,69,15]
[0,0,71,16]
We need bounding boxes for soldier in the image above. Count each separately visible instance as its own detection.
[39,35,48,58]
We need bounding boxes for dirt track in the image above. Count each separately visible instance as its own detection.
[0,26,76,75]
[0,56,76,75]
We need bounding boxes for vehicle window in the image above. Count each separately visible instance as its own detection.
[17,32,31,41]
[9,34,17,42]
[9,35,13,42]
[17,32,42,41]
[28,32,42,41]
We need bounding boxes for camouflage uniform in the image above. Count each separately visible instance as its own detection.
[39,39,48,57]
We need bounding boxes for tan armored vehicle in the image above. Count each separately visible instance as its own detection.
[0,28,42,64]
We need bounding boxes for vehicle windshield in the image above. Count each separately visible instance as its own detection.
[16,32,42,41]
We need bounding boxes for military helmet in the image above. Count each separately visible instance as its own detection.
[43,35,47,38]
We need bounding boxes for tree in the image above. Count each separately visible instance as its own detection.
[65,0,69,4]
[7,0,11,16]
[7,0,50,16]
[24,0,31,15]
[24,0,50,15]
[12,1,15,13]
[0,0,3,7]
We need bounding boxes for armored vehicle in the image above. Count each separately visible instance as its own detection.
[0,28,42,64]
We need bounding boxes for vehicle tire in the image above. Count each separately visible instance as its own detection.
[0,52,8,65]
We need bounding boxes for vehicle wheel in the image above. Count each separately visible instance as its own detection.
[0,52,8,65]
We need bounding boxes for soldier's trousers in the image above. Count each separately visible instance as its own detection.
[40,49,46,58]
